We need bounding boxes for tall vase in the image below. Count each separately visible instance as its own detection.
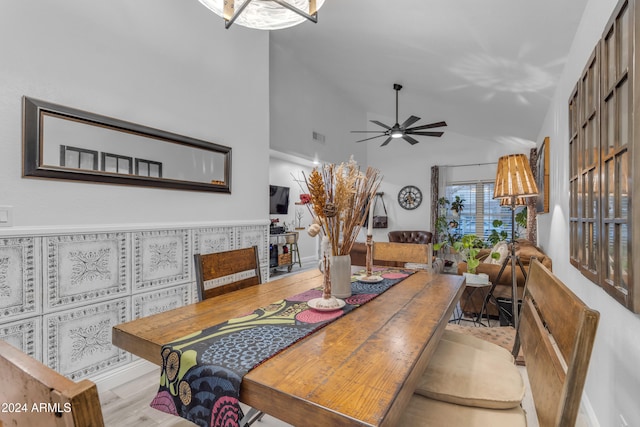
[330,254,352,298]
[310,238,344,310]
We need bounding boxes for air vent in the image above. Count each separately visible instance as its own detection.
[312,131,326,144]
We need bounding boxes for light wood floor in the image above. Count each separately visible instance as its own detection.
[100,261,539,426]
[99,368,291,427]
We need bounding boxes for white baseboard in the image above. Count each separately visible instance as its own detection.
[300,255,318,264]
[579,394,600,427]
[91,359,158,394]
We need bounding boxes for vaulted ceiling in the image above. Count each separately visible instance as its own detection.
[270,0,589,150]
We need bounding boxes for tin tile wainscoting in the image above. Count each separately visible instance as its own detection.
[0,222,269,386]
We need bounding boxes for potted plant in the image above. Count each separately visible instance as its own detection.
[487,219,509,246]
[450,195,465,217]
[433,217,462,253]
[455,234,489,284]
[515,206,528,237]
[433,197,462,261]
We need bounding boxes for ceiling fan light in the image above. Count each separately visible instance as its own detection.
[198,0,324,30]
[390,129,403,138]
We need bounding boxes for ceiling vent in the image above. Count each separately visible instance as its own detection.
[312,131,326,144]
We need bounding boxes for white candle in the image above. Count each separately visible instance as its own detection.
[367,203,374,236]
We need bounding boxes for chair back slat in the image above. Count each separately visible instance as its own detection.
[0,340,104,427]
[194,246,262,301]
[372,242,431,265]
[520,259,599,427]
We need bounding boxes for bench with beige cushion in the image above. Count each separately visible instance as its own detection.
[402,259,600,426]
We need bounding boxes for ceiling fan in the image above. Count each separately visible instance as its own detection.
[352,83,447,146]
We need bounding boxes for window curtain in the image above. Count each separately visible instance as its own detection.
[431,165,450,245]
[430,166,438,242]
[528,148,538,245]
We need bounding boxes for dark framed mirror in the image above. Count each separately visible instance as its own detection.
[23,96,231,193]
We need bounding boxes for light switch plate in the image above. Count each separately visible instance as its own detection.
[0,205,13,227]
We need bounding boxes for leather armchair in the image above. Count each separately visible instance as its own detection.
[388,230,433,244]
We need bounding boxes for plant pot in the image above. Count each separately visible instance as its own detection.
[463,272,489,285]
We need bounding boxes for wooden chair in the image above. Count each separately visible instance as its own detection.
[193,246,265,425]
[402,259,600,426]
[372,241,432,267]
[0,339,105,427]
[194,245,262,301]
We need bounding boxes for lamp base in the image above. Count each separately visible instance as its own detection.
[479,251,528,328]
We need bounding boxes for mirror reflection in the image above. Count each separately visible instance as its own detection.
[23,97,231,192]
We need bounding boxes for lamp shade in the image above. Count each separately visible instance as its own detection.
[198,0,325,30]
[493,154,539,199]
[500,196,527,206]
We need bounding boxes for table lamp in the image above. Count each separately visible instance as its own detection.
[493,154,538,329]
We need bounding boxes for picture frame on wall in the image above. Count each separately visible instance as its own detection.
[536,136,550,213]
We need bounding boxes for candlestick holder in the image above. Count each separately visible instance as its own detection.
[365,234,373,276]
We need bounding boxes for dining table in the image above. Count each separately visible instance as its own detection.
[112,267,465,427]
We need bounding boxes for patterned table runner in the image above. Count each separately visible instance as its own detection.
[150,267,414,427]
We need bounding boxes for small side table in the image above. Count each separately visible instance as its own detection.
[452,281,492,326]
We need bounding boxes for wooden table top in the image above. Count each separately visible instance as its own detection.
[112,268,464,427]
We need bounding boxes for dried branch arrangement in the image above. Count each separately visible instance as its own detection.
[304,158,382,256]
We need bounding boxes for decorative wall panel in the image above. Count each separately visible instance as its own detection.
[132,284,191,319]
[0,222,268,382]
[43,297,130,380]
[0,317,40,360]
[133,229,190,292]
[0,237,39,321]
[235,225,269,265]
[43,233,129,311]
[193,226,234,255]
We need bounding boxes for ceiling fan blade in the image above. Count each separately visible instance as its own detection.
[407,121,447,131]
[380,137,393,147]
[370,120,392,130]
[408,131,445,137]
[400,115,421,129]
[356,134,387,143]
[351,130,387,133]
[402,135,420,145]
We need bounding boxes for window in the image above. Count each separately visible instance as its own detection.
[101,152,133,174]
[445,181,523,244]
[59,145,98,171]
[569,0,636,311]
[135,158,163,178]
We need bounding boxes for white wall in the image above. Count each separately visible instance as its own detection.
[537,0,640,426]
[0,0,270,228]
[269,41,368,165]
[269,41,371,248]
[268,153,318,263]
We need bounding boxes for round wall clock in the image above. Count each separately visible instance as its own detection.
[398,185,423,210]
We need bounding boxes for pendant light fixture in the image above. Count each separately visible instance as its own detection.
[197,0,325,30]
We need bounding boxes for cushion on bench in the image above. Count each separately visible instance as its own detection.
[400,394,526,427]
[441,329,514,363]
[416,339,524,409]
